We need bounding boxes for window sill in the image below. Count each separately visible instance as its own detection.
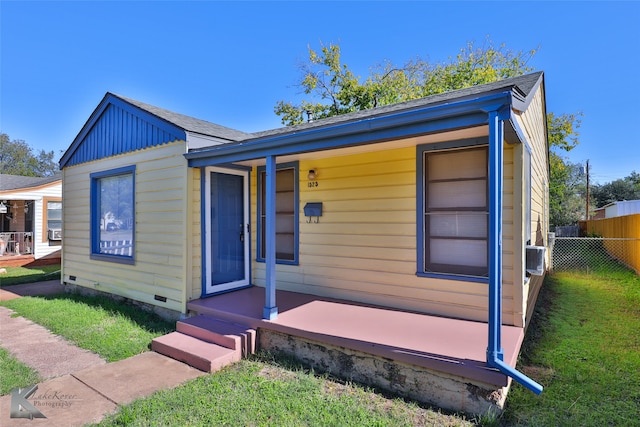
[256,258,299,266]
[416,271,489,283]
[91,253,135,265]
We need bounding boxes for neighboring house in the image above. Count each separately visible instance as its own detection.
[60,71,550,413]
[0,174,62,266]
[601,200,640,218]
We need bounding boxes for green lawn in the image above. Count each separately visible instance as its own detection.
[0,293,174,362]
[0,347,41,395]
[92,353,473,427]
[503,267,640,425]
[0,265,61,286]
[2,265,639,426]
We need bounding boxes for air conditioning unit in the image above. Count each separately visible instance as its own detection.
[526,245,546,276]
[48,229,62,241]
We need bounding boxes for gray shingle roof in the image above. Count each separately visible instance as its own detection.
[111,94,251,142]
[250,72,543,140]
[0,174,61,192]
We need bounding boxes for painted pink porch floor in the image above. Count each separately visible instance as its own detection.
[188,286,524,386]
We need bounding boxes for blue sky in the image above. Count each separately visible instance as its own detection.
[1,1,639,184]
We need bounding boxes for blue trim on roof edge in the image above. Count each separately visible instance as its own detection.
[60,94,187,168]
[186,93,512,166]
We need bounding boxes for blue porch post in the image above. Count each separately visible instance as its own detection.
[263,155,278,320]
[487,110,504,363]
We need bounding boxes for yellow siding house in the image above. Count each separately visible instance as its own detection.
[60,72,550,407]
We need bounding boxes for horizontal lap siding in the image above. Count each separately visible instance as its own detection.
[189,168,202,300]
[515,88,549,327]
[252,146,502,322]
[502,145,518,325]
[62,142,189,313]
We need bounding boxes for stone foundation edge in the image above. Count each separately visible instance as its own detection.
[258,329,509,416]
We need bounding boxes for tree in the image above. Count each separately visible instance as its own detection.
[591,172,640,207]
[0,133,58,177]
[275,41,582,226]
[275,41,537,126]
[547,112,586,226]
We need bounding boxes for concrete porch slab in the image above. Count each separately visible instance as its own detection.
[188,286,525,387]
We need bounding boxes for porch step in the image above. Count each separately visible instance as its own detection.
[177,315,256,357]
[152,332,241,372]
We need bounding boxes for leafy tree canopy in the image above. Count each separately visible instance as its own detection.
[591,172,640,207]
[275,41,584,226]
[275,40,538,126]
[0,133,58,177]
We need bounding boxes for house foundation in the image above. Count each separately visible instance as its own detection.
[259,329,509,416]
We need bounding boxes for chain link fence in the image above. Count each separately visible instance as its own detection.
[550,237,640,274]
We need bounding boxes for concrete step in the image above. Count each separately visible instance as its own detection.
[152,332,241,372]
[177,315,256,357]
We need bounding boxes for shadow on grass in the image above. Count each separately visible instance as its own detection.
[0,271,61,287]
[39,292,175,335]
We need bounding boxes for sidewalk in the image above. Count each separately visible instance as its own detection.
[0,281,205,426]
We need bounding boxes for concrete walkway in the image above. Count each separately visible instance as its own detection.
[0,281,205,426]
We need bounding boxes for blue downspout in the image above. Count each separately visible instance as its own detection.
[487,110,543,395]
[263,155,278,320]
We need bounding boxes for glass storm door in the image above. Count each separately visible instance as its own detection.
[205,167,250,294]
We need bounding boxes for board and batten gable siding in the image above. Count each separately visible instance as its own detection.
[514,85,549,327]
[250,144,520,323]
[62,100,186,168]
[62,141,192,313]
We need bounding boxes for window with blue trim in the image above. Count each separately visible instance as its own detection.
[90,166,135,264]
[418,145,489,278]
[257,162,298,264]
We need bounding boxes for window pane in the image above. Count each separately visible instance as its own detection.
[99,173,133,256]
[423,146,488,277]
[428,149,486,180]
[428,212,487,238]
[430,238,487,267]
[260,167,296,262]
[428,180,486,208]
[47,201,63,230]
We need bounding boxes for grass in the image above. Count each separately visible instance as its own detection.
[0,264,61,286]
[503,264,640,425]
[0,346,41,395]
[92,353,473,427]
[0,292,174,362]
[2,260,639,425]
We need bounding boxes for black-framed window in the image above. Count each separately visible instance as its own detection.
[257,162,299,264]
[90,166,135,264]
[420,146,489,278]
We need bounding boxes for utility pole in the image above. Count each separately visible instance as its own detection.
[585,160,590,220]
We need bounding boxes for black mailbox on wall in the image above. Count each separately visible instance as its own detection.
[303,202,323,223]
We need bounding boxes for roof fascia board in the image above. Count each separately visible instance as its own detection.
[511,73,543,113]
[185,131,238,150]
[0,179,62,195]
[507,110,528,145]
[188,112,489,167]
[60,94,187,168]
[186,92,513,166]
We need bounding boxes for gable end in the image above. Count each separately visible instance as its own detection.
[60,94,187,168]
